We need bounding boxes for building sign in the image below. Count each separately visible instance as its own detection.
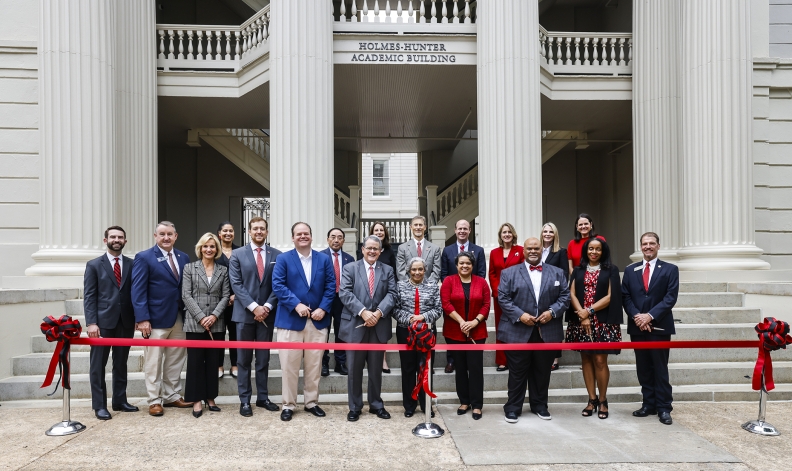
[334,36,476,65]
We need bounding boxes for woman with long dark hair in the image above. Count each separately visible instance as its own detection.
[567,213,606,274]
[215,221,240,378]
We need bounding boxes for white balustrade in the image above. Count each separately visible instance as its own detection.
[157,5,270,72]
[436,165,478,224]
[334,0,476,30]
[360,219,413,244]
[227,128,269,162]
[334,188,352,225]
[539,26,632,76]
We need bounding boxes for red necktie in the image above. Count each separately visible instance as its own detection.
[643,262,650,291]
[333,252,340,293]
[460,244,465,252]
[416,241,422,257]
[529,264,542,272]
[368,265,375,297]
[113,257,121,287]
[256,247,264,281]
[167,252,179,280]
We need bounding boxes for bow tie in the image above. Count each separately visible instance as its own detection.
[529,264,542,272]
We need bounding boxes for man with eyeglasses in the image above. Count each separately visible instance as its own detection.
[320,228,355,377]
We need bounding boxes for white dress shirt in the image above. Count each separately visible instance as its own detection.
[358,260,379,317]
[541,246,550,263]
[642,256,658,286]
[158,246,180,276]
[525,262,543,302]
[413,238,424,256]
[299,251,313,288]
[106,252,123,271]
[247,242,273,312]
[456,239,469,252]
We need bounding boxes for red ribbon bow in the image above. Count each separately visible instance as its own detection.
[40,315,82,395]
[407,321,437,400]
[752,317,792,391]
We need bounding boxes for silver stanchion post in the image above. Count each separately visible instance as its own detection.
[46,350,86,436]
[412,354,444,439]
[742,367,780,436]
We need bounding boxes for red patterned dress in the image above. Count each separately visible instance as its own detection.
[564,268,622,354]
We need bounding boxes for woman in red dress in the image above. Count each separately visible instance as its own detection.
[487,223,524,371]
[567,213,605,273]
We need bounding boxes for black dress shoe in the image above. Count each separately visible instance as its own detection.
[658,411,673,425]
[404,409,415,418]
[280,409,293,421]
[204,401,221,412]
[444,362,455,373]
[192,409,202,418]
[321,364,330,377]
[383,368,391,374]
[505,411,519,423]
[370,407,391,419]
[111,402,139,412]
[334,363,348,375]
[304,405,326,417]
[94,408,112,420]
[347,410,361,421]
[496,365,508,372]
[240,403,253,417]
[256,399,279,411]
[472,410,482,420]
[457,405,470,415]
[632,406,658,417]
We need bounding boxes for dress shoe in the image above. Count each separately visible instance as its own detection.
[550,363,560,372]
[457,405,470,415]
[632,406,658,417]
[112,402,139,412]
[334,363,348,375]
[230,368,238,378]
[369,407,391,419]
[256,399,279,411]
[304,405,326,417]
[505,411,519,423]
[321,364,330,377]
[444,362,455,374]
[218,369,224,379]
[404,409,415,418]
[163,398,193,408]
[382,368,391,374]
[658,411,673,425]
[533,409,552,420]
[94,408,112,420]
[148,404,164,417]
[204,401,221,412]
[280,409,294,421]
[472,410,482,420]
[239,403,253,417]
[192,409,203,418]
[347,410,361,422]
[496,365,508,372]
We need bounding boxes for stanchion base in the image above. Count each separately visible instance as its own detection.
[742,420,780,436]
[45,420,86,437]
[412,422,444,439]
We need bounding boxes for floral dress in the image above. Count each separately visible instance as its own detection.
[564,268,622,354]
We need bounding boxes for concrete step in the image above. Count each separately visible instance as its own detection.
[672,307,761,324]
[1,360,785,401]
[678,282,728,293]
[64,299,83,316]
[675,292,743,308]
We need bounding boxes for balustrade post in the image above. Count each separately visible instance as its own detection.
[609,37,616,66]
[419,1,426,23]
[564,37,572,65]
[234,31,241,59]
[385,0,391,22]
[186,30,194,60]
[177,30,185,59]
[582,37,590,65]
[340,0,346,21]
[158,30,166,59]
[464,0,470,23]
[362,0,369,22]
[430,0,437,23]
[196,31,204,60]
[618,37,626,66]
[591,37,599,65]
[555,37,563,65]
[396,0,403,22]
[573,37,581,65]
[215,30,222,61]
[453,0,459,23]
[441,0,448,23]
[408,1,415,23]
[374,0,380,21]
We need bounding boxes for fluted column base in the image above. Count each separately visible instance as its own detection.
[676,245,770,271]
[24,249,105,277]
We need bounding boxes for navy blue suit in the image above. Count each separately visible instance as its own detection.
[131,245,190,328]
[440,241,486,281]
[320,248,355,368]
[622,258,679,413]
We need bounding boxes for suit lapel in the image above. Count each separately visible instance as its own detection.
[517,264,536,304]
[263,247,275,285]
[373,262,382,299]
[101,256,117,288]
[309,250,320,288]
[120,256,131,288]
[244,244,260,283]
[538,266,552,301]
[154,247,178,284]
[647,260,662,293]
[196,262,211,289]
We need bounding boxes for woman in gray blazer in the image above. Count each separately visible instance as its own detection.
[182,232,230,417]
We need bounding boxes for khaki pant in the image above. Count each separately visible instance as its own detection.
[278,321,328,410]
[143,316,187,405]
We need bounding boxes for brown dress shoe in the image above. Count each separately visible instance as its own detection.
[149,404,164,416]
[164,398,193,408]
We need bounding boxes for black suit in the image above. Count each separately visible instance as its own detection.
[84,254,135,411]
[622,258,679,413]
[543,248,569,280]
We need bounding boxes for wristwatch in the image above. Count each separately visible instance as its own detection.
[588,307,595,316]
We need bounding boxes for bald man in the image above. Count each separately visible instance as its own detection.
[497,237,570,423]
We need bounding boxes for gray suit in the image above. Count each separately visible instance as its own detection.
[497,262,570,414]
[181,261,230,333]
[396,238,442,284]
[228,244,282,404]
[338,259,397,412]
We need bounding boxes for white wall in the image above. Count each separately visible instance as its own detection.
[361,153,419,219]
[0,0,39,281]
[770,0,792,58]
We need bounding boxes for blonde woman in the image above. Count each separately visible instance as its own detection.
[487,223,524,371]
[541,222,569,371]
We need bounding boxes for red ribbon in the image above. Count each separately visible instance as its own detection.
[40,315,82,394]
[752,317,792,391]
[407,321,437,400]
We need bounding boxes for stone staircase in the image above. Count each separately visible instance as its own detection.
[2,282,790,405]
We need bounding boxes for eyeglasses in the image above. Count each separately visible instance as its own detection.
[362,246,380,252]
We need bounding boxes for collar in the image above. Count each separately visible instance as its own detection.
[330,248,342,257]
[158,246,173,257]
[643,257,658,269]
[525,261,543,271]
[413,238,424,245]
[250,242,265,252]
[106,252,122,263]
[364,260,377,271]
[456,239,469,247]
[298,251,312,262]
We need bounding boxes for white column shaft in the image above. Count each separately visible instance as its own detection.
[678,0,769,270]
[477,0,542,250]
[269,0,334,249]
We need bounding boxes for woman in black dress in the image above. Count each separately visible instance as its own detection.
[215,221,240,378]
[565,238,622,419]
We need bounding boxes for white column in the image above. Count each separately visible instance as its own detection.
[630,0,682,262]
[115,0,157,255]
[269,0,334,249]
[26,0,116,277]
[477,0,542,250]
[677,0,769,270]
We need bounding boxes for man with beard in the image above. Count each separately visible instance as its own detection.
[84,226,138,420]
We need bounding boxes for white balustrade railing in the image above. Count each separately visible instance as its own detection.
[360,219,413,244]
[539,26,632,76]
[335,188,352,225]
[228,129,269,162]
[157,5,270,72]
[335,0,475,24]
[436,165,477,223]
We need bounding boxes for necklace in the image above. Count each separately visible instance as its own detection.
[586,264,600,273]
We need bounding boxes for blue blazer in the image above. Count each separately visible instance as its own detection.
[272,249,336,331]
[131,245,190,329]
[621,259,680,335]
[440,242,486,281]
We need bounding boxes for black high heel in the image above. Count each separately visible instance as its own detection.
[192,407,203,418]
[457,404,471,415]
[598,400,609,419]
[204,401,221,412]
[582,398,599,417]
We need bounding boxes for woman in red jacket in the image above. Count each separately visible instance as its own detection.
[442,251,491,420]
[487,223,524,371]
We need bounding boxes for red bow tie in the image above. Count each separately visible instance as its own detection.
[529,264,542,272]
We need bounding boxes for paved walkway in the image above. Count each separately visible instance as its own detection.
[0,400,789,470]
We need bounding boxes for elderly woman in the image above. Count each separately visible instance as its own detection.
[441,252,491,420]
[394,256,442,418]
[182,232,230,418]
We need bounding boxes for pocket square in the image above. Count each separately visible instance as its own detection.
[554,281,560,286]
[269,261,276,264]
